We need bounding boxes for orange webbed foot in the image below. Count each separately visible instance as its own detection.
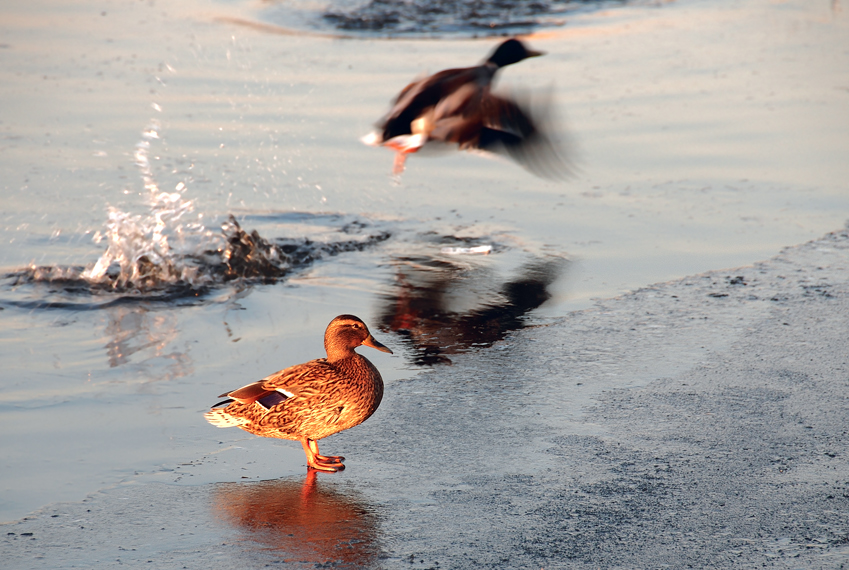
[315,453,345,464]
[307,460,345,473]
[302,438,346,473]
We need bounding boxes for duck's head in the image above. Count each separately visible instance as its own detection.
[325,314,393,360]
[486,38,545,69]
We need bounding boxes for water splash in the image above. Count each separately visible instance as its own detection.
[4,122,392,305]
[81,121,217,291]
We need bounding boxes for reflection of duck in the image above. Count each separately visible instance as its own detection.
[362,38,572,178]
[213,470,381,566]
[102,304,192,380]
[379,256,565,365]
[205,315,392,472]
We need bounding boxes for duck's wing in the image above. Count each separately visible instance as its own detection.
[214,359,337,410]
[475,92,575,180]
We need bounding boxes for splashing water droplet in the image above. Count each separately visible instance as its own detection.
[80,121,220,291]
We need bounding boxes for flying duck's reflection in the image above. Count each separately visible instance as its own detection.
[378,255,566,365]
[213,471,381,567]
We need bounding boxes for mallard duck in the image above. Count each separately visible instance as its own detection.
[205,314,392,472]
[362,37,571,178]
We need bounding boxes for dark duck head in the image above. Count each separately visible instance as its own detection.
[485,38,545,69]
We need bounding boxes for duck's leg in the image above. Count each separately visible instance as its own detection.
[384,134,425,177]
[300,438,345,472]
[392,152,408,176]
[308,439,345,464]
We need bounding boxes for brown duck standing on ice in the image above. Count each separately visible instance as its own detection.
[362,37,572,178]
[205,315,392,472]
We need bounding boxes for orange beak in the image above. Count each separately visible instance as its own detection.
[362,334,393,354]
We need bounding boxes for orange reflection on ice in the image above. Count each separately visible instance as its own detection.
[213,470,381,566]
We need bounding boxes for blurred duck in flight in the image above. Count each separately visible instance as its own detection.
[362,38,573,179]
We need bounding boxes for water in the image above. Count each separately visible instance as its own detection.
[1,0,848,526]
[319,0,631,36]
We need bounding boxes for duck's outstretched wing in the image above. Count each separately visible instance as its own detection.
[476,91,575,181]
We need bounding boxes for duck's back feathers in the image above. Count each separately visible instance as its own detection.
[380,66,494,141]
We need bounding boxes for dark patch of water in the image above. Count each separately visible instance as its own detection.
[321,0,625,36]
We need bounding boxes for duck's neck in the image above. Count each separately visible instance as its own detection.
[325,346,357,364]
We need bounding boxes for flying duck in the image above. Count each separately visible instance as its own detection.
[362,37,572,178]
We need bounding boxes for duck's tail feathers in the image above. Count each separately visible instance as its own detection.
[371,133,427,154]
[204,407,248,428]
[360,131,383,147]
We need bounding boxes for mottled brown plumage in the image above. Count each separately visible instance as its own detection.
[205,315,392,472]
